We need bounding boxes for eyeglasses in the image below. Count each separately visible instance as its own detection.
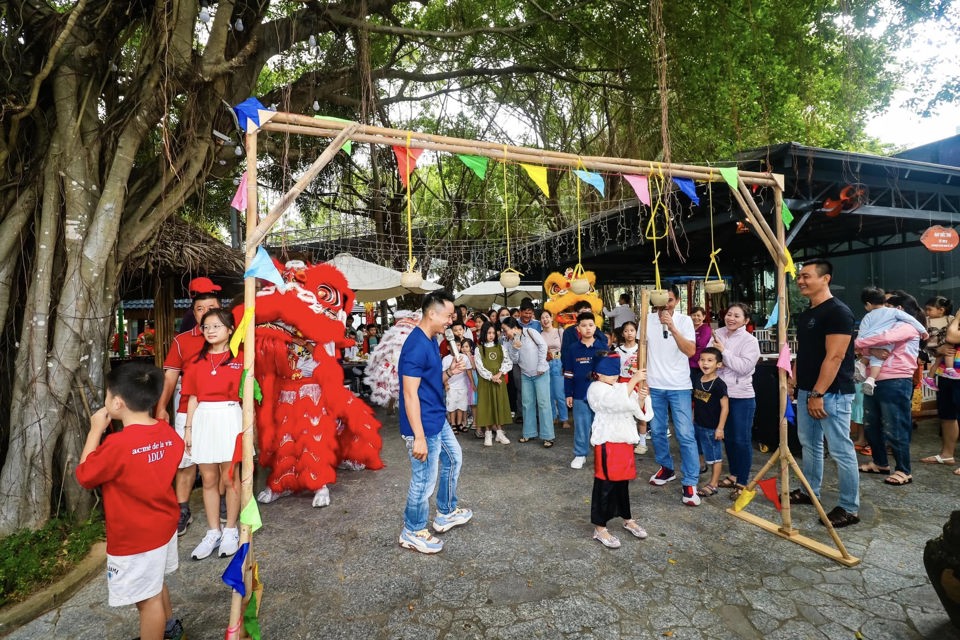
[201,324,227,331]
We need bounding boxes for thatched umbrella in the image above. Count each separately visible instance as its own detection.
[123,216,244,366]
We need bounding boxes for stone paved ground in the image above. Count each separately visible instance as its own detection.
[8,412,960,639]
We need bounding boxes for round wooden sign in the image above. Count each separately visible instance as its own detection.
[921,226,960,252]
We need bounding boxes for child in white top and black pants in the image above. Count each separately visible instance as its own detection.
[587,352,654,549]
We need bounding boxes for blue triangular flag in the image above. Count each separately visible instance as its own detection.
[244,246,285,290]
[573,170,605,197]
[672,177,700,205]
[233,98,276,133]
[763,301,779,329]
[221,542,250,596]
[784,398,795,423]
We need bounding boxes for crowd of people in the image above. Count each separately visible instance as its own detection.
[74,258,960,637]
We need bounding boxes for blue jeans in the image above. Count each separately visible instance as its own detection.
[724,397,757,485]
[572,399,594,456]
[695,425,723,463]
[649,388,699,487]
[862,377,914,475]
[402,422,462,531]
[548,359,568,422]
[796,390,859,514]
[521,373,555,441]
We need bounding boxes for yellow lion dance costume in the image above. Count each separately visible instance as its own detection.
[543,267,604,328]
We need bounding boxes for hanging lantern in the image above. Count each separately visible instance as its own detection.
[704,280,726,294]
[649,289,669,307]
[570,278,591,295]
[400,271,423,290]
[499,270,520,289]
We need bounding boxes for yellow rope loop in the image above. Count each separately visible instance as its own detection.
[705,168,723,282]
[575,159,583,265]
[503,144,511,270]
[651,251,662,290]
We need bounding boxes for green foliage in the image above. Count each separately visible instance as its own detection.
[0,513,105,607]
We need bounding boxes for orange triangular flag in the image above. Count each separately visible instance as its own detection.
[392,146,424,188]
[757,477,781,511]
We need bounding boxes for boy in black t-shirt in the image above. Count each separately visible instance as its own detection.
[693,347,729,498]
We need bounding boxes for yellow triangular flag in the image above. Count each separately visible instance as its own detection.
[520,163,550,197]
[783,248,797,279]
[230,308,254,357]
[733,487,756,512]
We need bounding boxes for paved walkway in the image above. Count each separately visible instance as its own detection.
[7,413,960,639]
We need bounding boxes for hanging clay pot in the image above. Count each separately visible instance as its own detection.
[400,271,423,289]
[704,280,726,294]
[570,278,591,295]
[499,271,521,289]
[649,289,669,307]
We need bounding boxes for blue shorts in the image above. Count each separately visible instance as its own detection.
[695,425,723,464]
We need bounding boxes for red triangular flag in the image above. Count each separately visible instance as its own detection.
[758,477,781,511]
[392,146,424,188]
[228,432,243,481]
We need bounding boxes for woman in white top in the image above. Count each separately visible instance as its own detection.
[540,310,569,429]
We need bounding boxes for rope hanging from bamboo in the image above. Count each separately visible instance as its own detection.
[704,171,724,286]
[405,131,416,274]
[501,144,522,281]
[644,163,668,291]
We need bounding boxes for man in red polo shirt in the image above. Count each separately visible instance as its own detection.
[156,280,221,536]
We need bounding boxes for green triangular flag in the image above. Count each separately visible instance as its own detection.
[240,498,263,533]
[781,203,794,230]
[244,592,262,640]
[314,115,353,155]
[457,154,488,179]
[238,369,262,403]
[718,166,739,190]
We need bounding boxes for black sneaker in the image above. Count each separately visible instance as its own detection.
[820,506,860,529]
[649,466,676,486]
[177,508,192,537]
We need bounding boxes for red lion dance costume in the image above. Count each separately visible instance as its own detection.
[235,260,383,508]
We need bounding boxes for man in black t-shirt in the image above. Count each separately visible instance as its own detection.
[789,258,860,528]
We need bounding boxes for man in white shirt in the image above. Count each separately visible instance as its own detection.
[645,285,701,506]
[604,293,638,329]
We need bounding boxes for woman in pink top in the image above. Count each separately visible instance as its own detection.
[855,291,926,485]
[711,303,761,490]
[689,307,713,386]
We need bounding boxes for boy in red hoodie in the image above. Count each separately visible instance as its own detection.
[76,362,185,640]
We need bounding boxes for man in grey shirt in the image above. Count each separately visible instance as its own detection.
[501,317,555,446]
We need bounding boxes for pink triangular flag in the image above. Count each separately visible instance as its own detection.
[623,174,650,206]
[392,146,424,188]
[231,172,248,211]
[777,343,793,377]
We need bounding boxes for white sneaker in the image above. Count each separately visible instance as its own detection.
[191,529,222,560]
[862,378,876,395]
[570,456,586,469]
[634,442,647,455]
[495,430,510,444]
[218,527,240,557]
[484,430,493,446]
[681,486,702,507]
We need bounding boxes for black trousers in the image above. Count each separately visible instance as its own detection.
[591,478,632,526]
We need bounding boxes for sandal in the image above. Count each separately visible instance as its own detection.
[788,488,813,505]
[884,471,913,486]
[821,506,860,529]
[858,463,891,474]
[920,454,956,465]
[954,467,960,476]
[622,520,648,539]
[561,421,572,429]
[717,476,737,489]
[543,440,554,448]
[729,485,746,500]
[697,484,718,497]
[518,437,532,443]
[854,444,872,456]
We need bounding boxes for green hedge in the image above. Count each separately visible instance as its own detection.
[0,514,105,608]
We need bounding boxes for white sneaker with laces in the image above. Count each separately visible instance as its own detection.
[218,527,240,557]
[399,528,443,554]
[433,507,474,533]
[570,456,586,469]
[191,529,222,560]
[634,442,647,455]
[484,430,493,447]
[495,430,510,444]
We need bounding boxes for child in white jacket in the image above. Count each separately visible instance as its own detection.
[586,352,654,549]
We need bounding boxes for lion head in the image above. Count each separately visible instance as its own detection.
[543,267,603,328]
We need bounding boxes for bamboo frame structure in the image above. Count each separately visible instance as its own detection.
[229,111,857,632]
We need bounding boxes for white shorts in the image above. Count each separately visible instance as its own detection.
[174,413,194,469]
[445,386,468,412]
[107,532,178,607]
[191,401,242,464]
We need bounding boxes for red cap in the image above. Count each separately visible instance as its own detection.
[189,277,221,294]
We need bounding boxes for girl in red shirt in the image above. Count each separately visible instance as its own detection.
[183,309,244,560]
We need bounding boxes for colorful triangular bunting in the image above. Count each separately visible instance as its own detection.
[623,174,651,206]
[672,177,700,205]
[782,202,794,230]
[457,154,488,179]
[392,146,424,188]
[573,169,605,197]
[520,163,550,197]
[718,166,739,190]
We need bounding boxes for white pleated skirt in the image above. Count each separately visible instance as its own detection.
[191,401,242,464]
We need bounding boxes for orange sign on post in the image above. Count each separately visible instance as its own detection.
[921,225,960,252]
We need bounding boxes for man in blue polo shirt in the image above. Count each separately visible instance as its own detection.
[398,290,474,554]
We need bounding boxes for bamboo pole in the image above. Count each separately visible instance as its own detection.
[259,119,781,188]
[270,113,777,183]
[739,179,783,257]
[230,130,260,637]
[247,124,360,248]
[637,289,650,371]
[773,185,795,534]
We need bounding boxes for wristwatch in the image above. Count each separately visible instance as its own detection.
[808,390,824,399]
